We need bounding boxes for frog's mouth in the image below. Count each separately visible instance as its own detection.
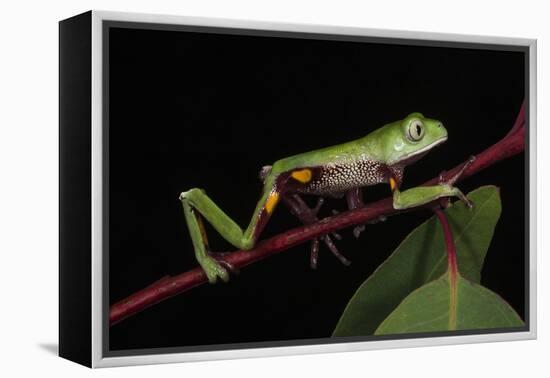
[392,136,448,166]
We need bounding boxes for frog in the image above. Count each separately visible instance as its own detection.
[179,112,473,283]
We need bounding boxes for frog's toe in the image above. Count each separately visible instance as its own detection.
[463,197,474,209]
[309,235,351,269]
[353,225,366,238]
[451,188,474,210]
[209,252,240,275]
[200,256,230,284]
[322,234,351,266]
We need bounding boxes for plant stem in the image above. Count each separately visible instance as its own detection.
[110,103,525,326]
[433,206,459,330]
[433,208,458,279]
[433,207,458,331]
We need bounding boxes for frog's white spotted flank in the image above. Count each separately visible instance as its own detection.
[299,159,403,195]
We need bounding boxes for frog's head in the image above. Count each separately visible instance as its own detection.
[380,112,448,166]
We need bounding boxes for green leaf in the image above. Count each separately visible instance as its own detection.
[375,272,524,334]
[333,186,501,337]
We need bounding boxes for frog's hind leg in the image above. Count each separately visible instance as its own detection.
[180,174,283,283]
[181,200,230,283]
[282,193,351,269]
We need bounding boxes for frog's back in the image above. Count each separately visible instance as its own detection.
[271,137,378,174]
[268,135,394,195]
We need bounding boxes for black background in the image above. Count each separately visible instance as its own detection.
[108,26,526,351]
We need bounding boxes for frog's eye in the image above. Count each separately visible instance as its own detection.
[407,120,425,141]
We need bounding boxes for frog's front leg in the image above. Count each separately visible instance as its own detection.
[391,156,475,210]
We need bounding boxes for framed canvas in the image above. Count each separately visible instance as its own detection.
[59,10,537,368]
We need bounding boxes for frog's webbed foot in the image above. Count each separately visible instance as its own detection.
[199,250,240,283]
[208,251,240,274]
[437,155,476,209]
[282,194,350,269]
[198,254,230,284]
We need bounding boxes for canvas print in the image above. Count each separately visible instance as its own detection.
[106,23,527,355]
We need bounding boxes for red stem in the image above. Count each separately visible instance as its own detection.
[433,207,459,330]
[110,105,526,326]
[433,208,458,280]
[506,100,526,138]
